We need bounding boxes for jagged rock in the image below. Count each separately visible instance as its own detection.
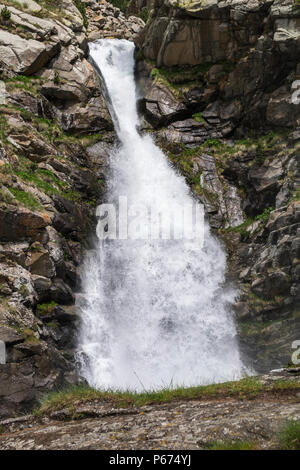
[0,327,22,345]
[25,247,55,279]
[141,82,188,127]
[50,278,74,304]
[32,275,52,302]
[0,206,49,242]
[59,97,112,133]
[8,91,54,121]
[267,85,300,128]
[7,134,57,162]
[0,29,59,75]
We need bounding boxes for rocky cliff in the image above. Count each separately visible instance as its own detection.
[0,0,144,417]
[136,0,300,372]
[0,0,299,418]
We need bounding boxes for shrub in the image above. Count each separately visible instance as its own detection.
[0,6,11,21]
[53,70,60,85]
[139,7,148,22]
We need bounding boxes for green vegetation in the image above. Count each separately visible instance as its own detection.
[34,377,263,415]
[291,187,300,202]
[19,283,30,298]
[73,0,88,29]
[5,75,43,96]
[224,206,274,239]
[53,70,61,85]
[255,206,274,222]
[205,439,257,450]
[11,164,82,204]
[0,188,14,204]
[138,7,149,22]
[150,61,235,98]
[21,327,40,345]
[8,188,42,210]
[107,0,128,14]
[34,376,300,417]
[293,0,300,10]
[37,301,58,316]
[277,421,300,450]
[192,112,205,124]
[0,5,11,21]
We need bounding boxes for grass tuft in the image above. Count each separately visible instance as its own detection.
[278,421,300,450]
[205,439,257,450]
[35,377,267,416]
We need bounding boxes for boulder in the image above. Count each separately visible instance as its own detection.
[0,30,59,75]
[0,207,49,242]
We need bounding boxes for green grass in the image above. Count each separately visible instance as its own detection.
[192,112,206,124]
[107,0,128,13]
[8,187,42,210]
[278,421,300,450]
[35,374,300,417]
[35,377,269,416]
[205,439,257,450]
[37,301,58,316]
[293,0,300,10]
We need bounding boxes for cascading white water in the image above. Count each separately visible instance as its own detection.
[77,39,245,391]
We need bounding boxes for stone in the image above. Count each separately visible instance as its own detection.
[50,278,75,304]
[32,275,52,302]
[0,327,22,345]
[0,207,49,242]
[0,30,59,75]
[26,249,55,279]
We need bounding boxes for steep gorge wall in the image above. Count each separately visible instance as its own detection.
[0,0,144,417]
[135,0,300,372]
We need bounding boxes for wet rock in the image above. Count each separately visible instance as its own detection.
[50,278,74,304]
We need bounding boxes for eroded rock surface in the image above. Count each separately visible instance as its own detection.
[0,370,299,450]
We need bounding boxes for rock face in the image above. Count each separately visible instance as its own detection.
[0,0,143,417]
[135,0,300,373]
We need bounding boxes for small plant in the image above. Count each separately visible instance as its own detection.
[192,112,206,124]
[37,301,58,316]
[19,283,30,298]
[53,70,60,85]
[22,328,40,345]
[278,421,300,450]
[255,206,274,222]
[0,6,11,21]
[139,7,148,22]
[73,0,88,28]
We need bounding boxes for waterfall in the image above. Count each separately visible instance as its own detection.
[77,39,245,391]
